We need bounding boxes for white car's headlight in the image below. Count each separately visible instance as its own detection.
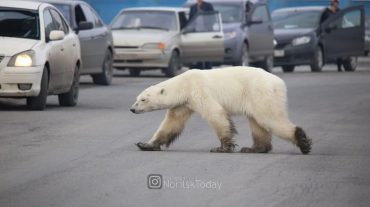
[8,50,35,67]
[142,42,166,50]
[225,31,237,39]
[292,36,311,46]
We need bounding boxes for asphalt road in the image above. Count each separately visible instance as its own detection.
[1,60,370,207]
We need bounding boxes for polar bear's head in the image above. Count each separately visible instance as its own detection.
[130,84,175,114]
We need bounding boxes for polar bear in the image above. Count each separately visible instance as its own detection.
[130,67,312,154]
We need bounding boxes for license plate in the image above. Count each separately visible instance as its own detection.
[274,50,285,57]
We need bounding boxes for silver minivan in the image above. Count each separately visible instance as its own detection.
[185,0,275,71]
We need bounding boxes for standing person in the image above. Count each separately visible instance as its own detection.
[320,0,342,71]
[189,0,214,70]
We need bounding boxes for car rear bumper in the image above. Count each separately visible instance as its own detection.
[273,43,315,66]
[0,64,43,97]
[113,49,171,69]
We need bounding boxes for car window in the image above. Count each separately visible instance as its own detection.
[111,11,178,31]
[342,10,361,28]
[80,4,96,28]
[44,9,55,40]
[252,5,269,22]
[178,12,187,30]
[75,5,87,26]
[50,9,69,34]
[213,4,242,23]
[52,3,72,26]
[0,9,40,39]
[272,10,322,29]
[185,12,221,32]
[85,5,104,27]
[329,10,361,29]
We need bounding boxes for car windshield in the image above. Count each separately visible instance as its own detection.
[0,9,40,39]
[272,10,322,29]
[111,11,178,31]
[52,3,72,25]
[213,4,242,23]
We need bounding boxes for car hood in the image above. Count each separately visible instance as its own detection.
[0,37,38,56]
[112,30,177,47]
[274,28,314,43]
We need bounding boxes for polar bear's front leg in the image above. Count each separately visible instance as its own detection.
[136,106,193,151]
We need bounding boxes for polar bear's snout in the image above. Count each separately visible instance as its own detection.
[130,102,139,114]
[130,107,137,113]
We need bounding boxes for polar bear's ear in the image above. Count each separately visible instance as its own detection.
[160,88,165,95]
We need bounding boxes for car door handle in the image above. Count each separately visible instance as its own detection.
[212,35,223,39]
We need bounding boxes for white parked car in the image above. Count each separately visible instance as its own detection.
[111,7,225,77]
[0,0,81,110]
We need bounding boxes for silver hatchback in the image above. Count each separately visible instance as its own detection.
[111,7,225,77]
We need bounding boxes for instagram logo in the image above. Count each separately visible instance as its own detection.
[147,174,162,189]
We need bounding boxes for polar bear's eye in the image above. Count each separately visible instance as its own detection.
[141,98,146,102]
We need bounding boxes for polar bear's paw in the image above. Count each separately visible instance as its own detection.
[136,142,161,151]
[295,127,312,155]
[240,145,272,153]
[210,143,236,153]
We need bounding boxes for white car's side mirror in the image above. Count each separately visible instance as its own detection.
[49,30,65,41]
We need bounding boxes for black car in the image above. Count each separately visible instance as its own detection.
[38,0,114,85]
[272,6,365,72]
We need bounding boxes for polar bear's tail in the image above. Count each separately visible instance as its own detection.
[294,127,312,154]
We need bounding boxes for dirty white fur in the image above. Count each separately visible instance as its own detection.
[131,66,298,150]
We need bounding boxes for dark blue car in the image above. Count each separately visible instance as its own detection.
[272,6,365,72]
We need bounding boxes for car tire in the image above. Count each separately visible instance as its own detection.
[165,51,181,77]
[129,68,141,77]
[282,65,295,73]
[342,57,357,72]
[92,50,113,85]
[310,47,324,72]
[58,64,80,107]
[256,55,273,72]
[234,43,249,66]
[27,67,48,111]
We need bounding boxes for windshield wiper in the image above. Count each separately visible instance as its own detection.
[137,26,169,31]
[111,26,137,30]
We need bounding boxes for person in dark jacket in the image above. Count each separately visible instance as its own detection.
[189,0,214,21]
[320,0,341,24]
[189,0,214,70]
[320,0,343,71]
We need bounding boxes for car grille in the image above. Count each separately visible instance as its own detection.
[114,59,143,63]
[114,46,139,49]
[275,43,290,49]
[0,56,4,63]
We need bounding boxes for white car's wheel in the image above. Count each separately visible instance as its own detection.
[27,67,48,111]
[59,64,80,107]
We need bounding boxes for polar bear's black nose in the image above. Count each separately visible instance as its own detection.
[130,108,136,113]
